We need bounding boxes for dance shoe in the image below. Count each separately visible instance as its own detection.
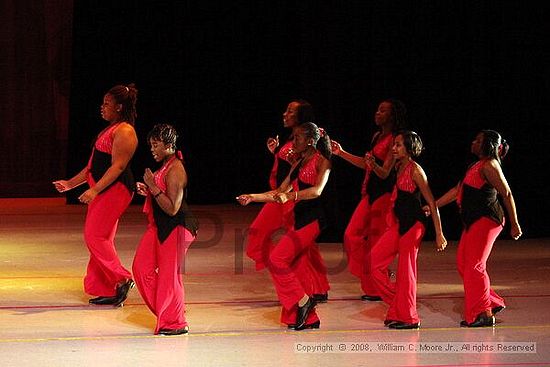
[113,279,135,307]
[158,326,189,336]
[295,297,317,330]
[312,293,328,303]
[361,294,382,302]
[89,296,118,305]
[388,321,420,329]
[294,320,320,331]
[460,313,495,328]
[384,319,397,327]
[492,305,506,315]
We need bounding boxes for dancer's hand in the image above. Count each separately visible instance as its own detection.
[52,180,71,193]
[330,140,342,156]
[236,194,253,206]
[510,223,522,240]
[421,205,431,216]
[364,152,376,169]
[136,182,148,196]
[436,233,447,252]
[143,168,155,188]
[266,135,279,154]
[78,187,98,204]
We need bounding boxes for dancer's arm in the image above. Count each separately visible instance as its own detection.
[413,163,447,251]
[482,159,522,240]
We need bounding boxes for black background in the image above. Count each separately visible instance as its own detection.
[66,1,549,241]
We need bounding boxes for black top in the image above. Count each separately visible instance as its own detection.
[393,188,427,235]
[152,194,199,242]
[90,149,135,193]
[460,183,504,230]
[289,158,327,231]
[293,179,327,231]
[366,156,396,205]
[275,156,292,188]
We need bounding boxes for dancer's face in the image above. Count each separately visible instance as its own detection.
[100,94,121,123]
[392,134,409,161]
[149,138,172,162]
[374,101,393,128]
[292,127,312,155]
[471,132,484,157]
[283,102,301,128]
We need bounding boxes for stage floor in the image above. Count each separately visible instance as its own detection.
[1,199,549,366]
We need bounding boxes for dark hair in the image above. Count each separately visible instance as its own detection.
[299,122,332,160]
[382,98,407,133]
[107,83,138,125]
[396,130,423,158]
[147,123,178,150]
[293,99,315,125]
[480,129,508,163]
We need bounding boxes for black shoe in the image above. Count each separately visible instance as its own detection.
[460,313,495,328]
[158,326,189,335]
[384,319,397,326]
[388,321,420,329]
[294,320,320,331]
[295,297,317,330]
[89,296,118,305]
[492,305,506,315]
[113,279,135,307]
[312,293,328,303]
[361,294,382,301]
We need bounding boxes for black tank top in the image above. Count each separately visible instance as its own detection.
[460,184,504,230]
[152,193,199,242]
[394,188,426,235]
[90,150,135,193]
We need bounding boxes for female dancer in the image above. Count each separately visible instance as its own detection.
[434,130,521,327]
[237,122,331,330]
[331,99,407,300]
[246,100,313,269]
[53,84,138,306]
[133,124,198,335]
[370,130,446,329]
[246,101,330,302]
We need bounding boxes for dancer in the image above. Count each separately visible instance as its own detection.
[433,129,521,327]
[331,99,407,300]
[237,122,331,330]
[53,83,138,306]
[370,130,447,329]
[132,124,198,335]
[246,100,330,303]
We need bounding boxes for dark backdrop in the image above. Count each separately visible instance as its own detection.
[3,1,548,241]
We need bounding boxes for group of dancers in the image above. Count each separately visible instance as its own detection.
[237,98,521,331]
[54,84,196,335]
[53,84,521,335]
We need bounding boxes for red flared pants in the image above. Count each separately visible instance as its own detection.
[83,182,133,296]
[457,217,505,324]
[344,194,392,295]
[246,202,329,295]
[133,224,194,334]
[371,218,425,324]
[268,220,321,326]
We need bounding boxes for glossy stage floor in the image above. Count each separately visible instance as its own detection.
[1,198,549,367]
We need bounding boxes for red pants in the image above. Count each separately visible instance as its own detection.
[133,224,194,334]
[371,218,425,324]
[246,202,292,270]
[457,217,505,324]
[246,202,329,294]
[83,182,133,296]
[269,221,321,326]
[344,194,392,295]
